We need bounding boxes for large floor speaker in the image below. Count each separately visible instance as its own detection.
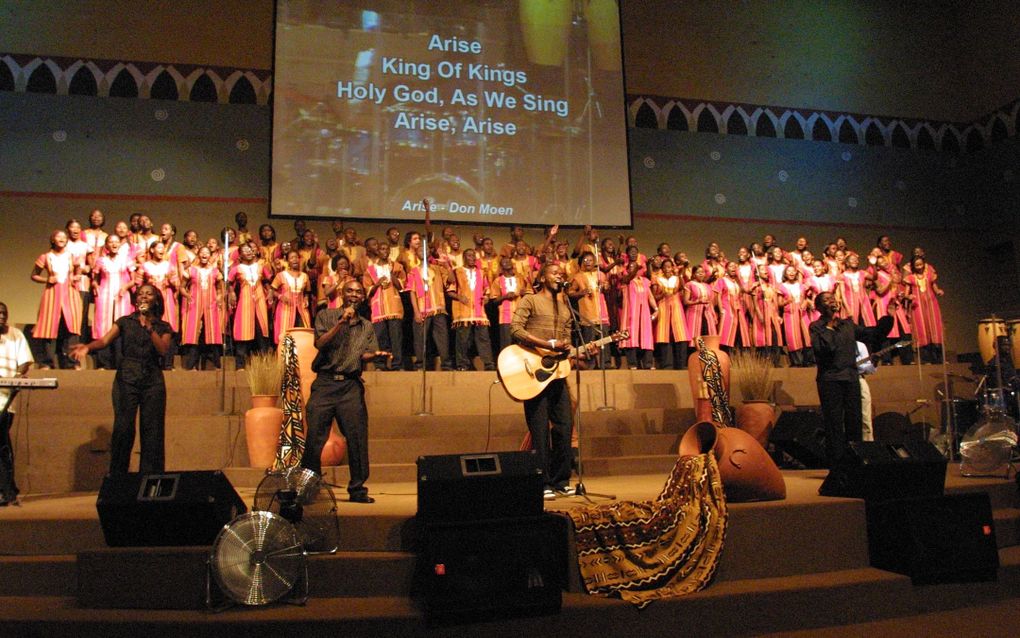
[866,493,999,584]
[819,440,946,501]
[419,514,566,623]
[771,409,828,468]
[97,471,247,547]
[417,451,543,524]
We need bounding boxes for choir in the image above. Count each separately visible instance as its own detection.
[30,214,946,371]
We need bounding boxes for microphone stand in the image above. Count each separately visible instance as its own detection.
[592,241,614,411]
[218,229,234,416]
[415,209,433,417]
[563,285,615,501]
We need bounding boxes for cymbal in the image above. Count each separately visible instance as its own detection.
[930,372,975,382]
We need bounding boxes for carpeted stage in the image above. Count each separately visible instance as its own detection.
[1,365,1019,636]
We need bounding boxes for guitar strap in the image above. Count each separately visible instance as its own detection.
[697,337,733,426]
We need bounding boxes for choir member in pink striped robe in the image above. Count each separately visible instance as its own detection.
[683,265,718,345]
[904,257,944,364]
[749,264,783,366]
[872,256,913,364]
[837,254,876,326]
[650,258,688,369]
[180,246,223,370]
[617,252,657,370]
[777,266,814,367]
[713,261,750,350]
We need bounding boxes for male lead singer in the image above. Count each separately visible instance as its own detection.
[809,291,890,465]
[511,264,592,499]
[301,280,385,503]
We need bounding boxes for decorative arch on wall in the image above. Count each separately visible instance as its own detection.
[625,94,1018,154]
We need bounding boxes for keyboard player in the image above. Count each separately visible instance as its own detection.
[0,301,33,506]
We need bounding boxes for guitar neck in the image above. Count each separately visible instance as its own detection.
[568,334,617,358]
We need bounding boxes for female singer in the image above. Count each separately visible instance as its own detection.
[617,255,657,370]
[683,264,718,344]
[30,230,83,369]
[714,261,750,352]
[180,245,223,370]
[904,256,944,363]
[92,233,135,369]
[750,264,783,366]
[270,250,312,344]
[837,253,876,326]
[228,243,272,369]
[650,258,688,369]
[568,252,613,368]
[71,284,171,474]
[139,241,179,369]
[872,256,913,364]
[777,265,814,367]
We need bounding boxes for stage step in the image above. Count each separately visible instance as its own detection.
[1,550,1019,637]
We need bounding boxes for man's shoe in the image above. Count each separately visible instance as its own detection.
[554,485,576,497]
[543,488,556,500]
[349,494,375,504]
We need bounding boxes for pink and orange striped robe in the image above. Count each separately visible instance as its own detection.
[33,251,82,339]
[92,251,134,339]
[181,265,223,345]
[683,281,718,345]
[363,261,405,323]
[905,265,943,347]
[777,282,812,351]
[229,262,270,341]
[270,270,311,343]
[618,275,655,350]
[873,270,911,339]
[652,275,688,344]
[838,270,876,326]
[140,259,179,331]
[713,276,748,348]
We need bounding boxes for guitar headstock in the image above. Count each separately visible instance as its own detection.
[614,330,630,342]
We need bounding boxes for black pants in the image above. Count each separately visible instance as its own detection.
[624,348,653,369]
[455,324,495,370]
[182,325,221,370]
[373,318,403,370]
[654,341,688,370]
[817,378,862,466]
[412,313,452,370]
[302,375,370,498]
[234,322,270,369]
[110,365,166,474]
[524,378,573,490]
[0,411,17,501]
[582,323,614,368]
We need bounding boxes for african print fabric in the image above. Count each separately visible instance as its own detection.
[273,334,305,469]
[568,453,727,608]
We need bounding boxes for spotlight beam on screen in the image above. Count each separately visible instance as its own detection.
[270,0,632,228]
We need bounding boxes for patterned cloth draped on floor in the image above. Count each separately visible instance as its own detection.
[273,334,305,469]
[567,453,727,608]
[698,337,733,426]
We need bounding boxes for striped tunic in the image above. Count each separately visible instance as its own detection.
[229,262,270,340]
[181,265,223,345]
[270,270,311,343]
[33,251,82,339]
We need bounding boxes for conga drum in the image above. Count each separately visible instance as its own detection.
[1007,319,1020,369]
[977,317,1006,365]
[584,0,622,71]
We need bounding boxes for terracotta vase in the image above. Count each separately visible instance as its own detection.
[687,334,731,423]
[245,395,284,469]
[735,401,778,447]
[321,429,348,467]
[678,421,786,502]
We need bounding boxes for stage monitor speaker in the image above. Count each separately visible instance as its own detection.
[819,440,946,501]
[419,514,566,623]
[866,492,999,584]
[872,412,925,444]
[417,451,543,524]
[97,471,247,547]
[771,409,828,468]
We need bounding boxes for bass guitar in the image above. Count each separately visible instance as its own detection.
[497,331,628,401]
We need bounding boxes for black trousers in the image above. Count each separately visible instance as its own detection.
[654,341,688,370]
[110,367,166,474]
[524,378,573,489]
[182,325,221,370]
[411,313,452,370]
[582,323,614,368]
[234,322,270,369]
[0,412,17,501]
[817,378,862,465]
[373,318,403,370]
[302,375,370,498]
[454,324,494,370]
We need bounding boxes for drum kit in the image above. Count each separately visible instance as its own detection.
[935,316,1020,477]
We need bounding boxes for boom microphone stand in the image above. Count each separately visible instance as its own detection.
[415,198,433,417]
[592,240,615,411]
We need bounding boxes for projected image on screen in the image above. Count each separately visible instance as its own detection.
[272,0,631,227]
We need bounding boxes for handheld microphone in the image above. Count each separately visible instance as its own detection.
[138,302,151,315]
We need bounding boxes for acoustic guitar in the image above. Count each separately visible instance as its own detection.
[497,331,628,401]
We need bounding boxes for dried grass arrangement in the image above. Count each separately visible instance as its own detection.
[245,351,283,397]
[731,349,775,402]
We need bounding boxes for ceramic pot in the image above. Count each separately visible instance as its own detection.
[735,401,778,447]
[245,395,284,469]
[321,428,348,467]
[687,334,731,423]
[678,421,786,502]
